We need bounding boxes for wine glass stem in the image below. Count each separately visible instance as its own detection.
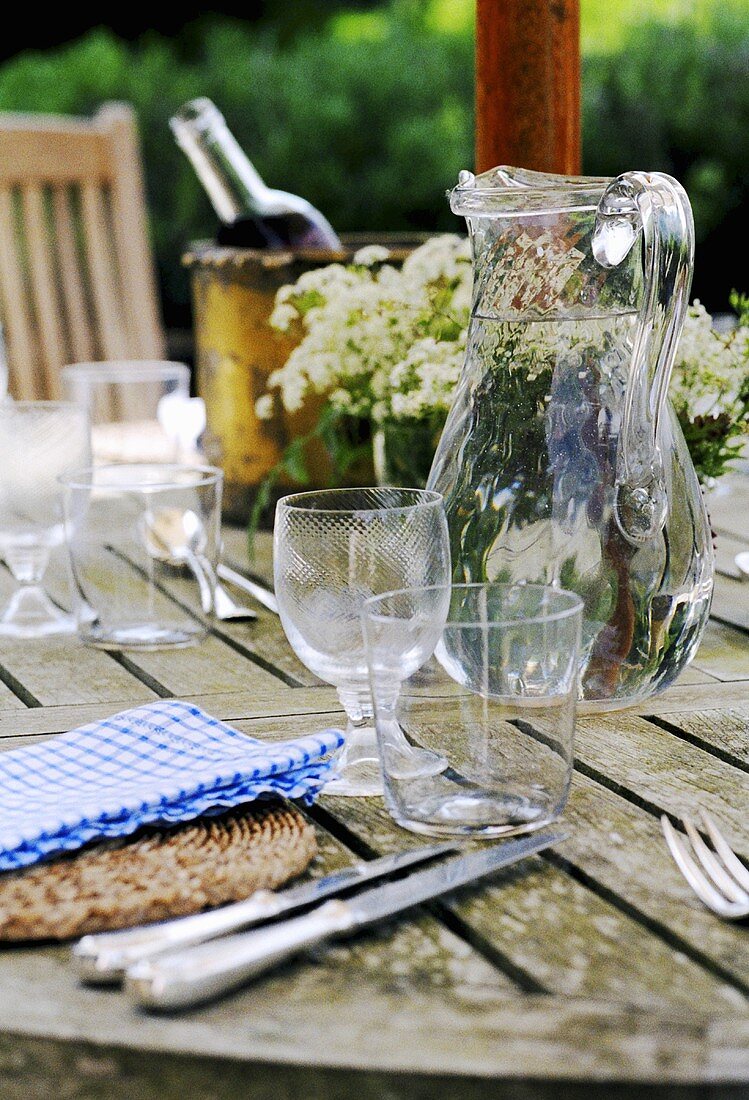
[0,542,76,637]
[337,687,372,722]
[337,688,378,764]
[4,543,50,586]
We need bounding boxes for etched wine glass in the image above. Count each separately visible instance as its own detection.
[0,402,90,637]
[274,487,451,796]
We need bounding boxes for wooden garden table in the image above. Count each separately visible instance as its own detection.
[0,478,746,1099]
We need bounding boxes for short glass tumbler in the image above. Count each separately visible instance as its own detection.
[61,463,222,649]
[62,361,200,464]
[362,584,583,837]
[274,487,451,796]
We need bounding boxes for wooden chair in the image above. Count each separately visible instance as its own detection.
[0,103,165,400]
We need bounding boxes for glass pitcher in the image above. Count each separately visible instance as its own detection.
[428,166,714,708]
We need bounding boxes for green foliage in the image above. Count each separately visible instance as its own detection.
[580,0,748,52]
[582,6,749,304]
[676,409,748,483]
[247,405,372,547]
[0,3,746,318]
[672,292,749,484]
[731,290,749,326]
[0,15,473,323]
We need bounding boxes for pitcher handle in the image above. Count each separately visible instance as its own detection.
[592,171,694,544]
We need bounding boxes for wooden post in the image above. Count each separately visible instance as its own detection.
[475,0,581,175]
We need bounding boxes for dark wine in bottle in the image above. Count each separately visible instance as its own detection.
[170,98,341,251]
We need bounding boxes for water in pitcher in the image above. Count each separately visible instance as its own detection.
[429,166,714,707]
[432,310,713,706]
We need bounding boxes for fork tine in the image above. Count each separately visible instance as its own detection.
[682,816,749,905]
[660,815,734,915]
[700,811,749,894]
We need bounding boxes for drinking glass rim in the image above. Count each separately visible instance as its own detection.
[61,361,190,383]
[58,462,223,492]
[276,486,443,516]
[362,582,584,628]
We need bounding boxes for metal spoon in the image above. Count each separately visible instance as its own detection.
[140,508,257,621]
[735,551,749,582]
[217,563,279,615]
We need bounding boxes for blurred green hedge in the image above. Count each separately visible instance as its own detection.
[583,7,748,311]
[0,5,745,323]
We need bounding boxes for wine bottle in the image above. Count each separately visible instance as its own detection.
[170,97,341,251]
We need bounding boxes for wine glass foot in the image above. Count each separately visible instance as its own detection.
[322,721,449,796]
[0,586,76,638]
[323,722,383,797]
[323,765,383,798]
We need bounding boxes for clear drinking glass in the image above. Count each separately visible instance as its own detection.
[0,401,90,637]
[274,487,451,797]
[363,583,583,836]
[61,463,222,650]
[61,361,204,464]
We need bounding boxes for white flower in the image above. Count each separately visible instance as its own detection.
[353,244,390,267]
[275,284,298,305]
[254,394,275,420]
[671,301,748,421]
[256,233,474,423]
[401,234,471,287]
[260,236,746,431]
[330,388,353,410]
[256,230,747,492]
[269,302,298,332]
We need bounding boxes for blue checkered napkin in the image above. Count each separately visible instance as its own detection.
[0,700,344,872]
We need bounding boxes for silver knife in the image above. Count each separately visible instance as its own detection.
[217,564,280,614]
[74,841,457,984]
[125,830,563,1010]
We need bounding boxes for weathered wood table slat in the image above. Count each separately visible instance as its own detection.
[0,478,747,1099]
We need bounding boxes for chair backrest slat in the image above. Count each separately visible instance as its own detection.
[100,105,164,362]
[51,186,96,364]
[80,182,128,362]
[22,183,67,398]
[0,188,36,399]
[0,104,165,399]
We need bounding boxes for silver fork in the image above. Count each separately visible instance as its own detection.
[661,811,749,920]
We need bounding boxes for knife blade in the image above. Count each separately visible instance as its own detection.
[126,829,563,1010]
[73,840,457,984]
[217,564,280,614]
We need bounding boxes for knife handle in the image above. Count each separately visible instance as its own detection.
[125,899,357,1010]
[74,890,283,984]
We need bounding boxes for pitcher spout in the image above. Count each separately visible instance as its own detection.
[450,165,613,215]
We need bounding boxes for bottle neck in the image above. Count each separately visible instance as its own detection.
[170,99,275,224]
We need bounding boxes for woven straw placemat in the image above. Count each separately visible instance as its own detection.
[0,800,317,941]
